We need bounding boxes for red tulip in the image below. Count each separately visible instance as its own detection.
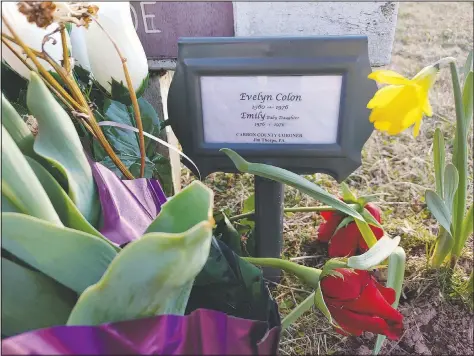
[317,210,343,243]
[320,269,403,340]
[317,203,384,257]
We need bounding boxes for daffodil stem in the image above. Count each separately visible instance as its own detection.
[243,257,321,289]
[281,291,316,331]
[450,62,468,264]
[228,205,346,222]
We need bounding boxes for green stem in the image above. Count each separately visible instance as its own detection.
[450,62,468,262]
[373,247,406,355]
[355,219,378,248]
[228,204,359,222]
[243,257,322,288]
[281,291,316,331]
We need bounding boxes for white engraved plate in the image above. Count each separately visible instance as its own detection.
[200,75,342,144]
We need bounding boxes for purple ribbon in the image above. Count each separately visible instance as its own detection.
[1,309,280,355]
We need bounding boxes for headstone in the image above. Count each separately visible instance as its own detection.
[131,2,398,67]
[233,2,399,66]
[130,2,234,68]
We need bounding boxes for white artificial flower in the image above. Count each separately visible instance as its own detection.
[1,2,70,79]
[70,25,91,71]
[84,2,148,93]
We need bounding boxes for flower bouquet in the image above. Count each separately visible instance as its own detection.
[0,2,419,355]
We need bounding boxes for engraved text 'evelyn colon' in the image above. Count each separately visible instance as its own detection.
[240,92,302,103]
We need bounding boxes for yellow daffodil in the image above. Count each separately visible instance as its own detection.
[367,65,439,137]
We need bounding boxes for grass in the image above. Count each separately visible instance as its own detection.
[181,2,473,354]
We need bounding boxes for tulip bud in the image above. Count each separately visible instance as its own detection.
[1,2,69,79]
[84,2,148,94]
[70,25,91,72]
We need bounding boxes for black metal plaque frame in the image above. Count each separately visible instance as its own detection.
[168,36,377,182]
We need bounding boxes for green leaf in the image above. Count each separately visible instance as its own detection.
[1,94,35,156]
[462,71,473,128]
[243,193,255,213]
[433,128,446,198]
[221,149,363,221]
[450,63,468,258]
[67,180,214,325]
[347,235,401,270]
[462,50,473,80]
[373,247,406,355]
[341,182,358,203]
[96,98,172,194]
[151,153,173,197]
[321,259,349,278]
[1,194,20,213]
[443,163,459,216]
[100,100,142,159]
[1,257,77,337]
[138,97,162,157]
[25,156,113,245]
[459,204,473,254]
[26,72,99,225]
[67,218,214,325]
[2,212,118,294]
[241,193,256,230]
[110,75,149,106]
[355,219,378,248]
[215,212,243,255]
[1,126,62,225]
[430,226,453,267]
[426,189,452,234]
[333,215,354,235]
[146,181,213,234]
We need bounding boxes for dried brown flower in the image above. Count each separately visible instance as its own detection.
[18,2,56,28]
[17,2,99,28]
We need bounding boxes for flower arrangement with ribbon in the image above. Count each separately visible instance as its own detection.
[1,1,173,193]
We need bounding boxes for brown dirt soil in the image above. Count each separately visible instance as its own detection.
[338,282,474,356]
[184,2,474,355]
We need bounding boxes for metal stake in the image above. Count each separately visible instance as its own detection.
[254,176,285,282]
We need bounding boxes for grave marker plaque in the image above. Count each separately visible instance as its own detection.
[167,36,377,280]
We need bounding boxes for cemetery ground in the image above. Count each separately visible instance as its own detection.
[180,2,474,355]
